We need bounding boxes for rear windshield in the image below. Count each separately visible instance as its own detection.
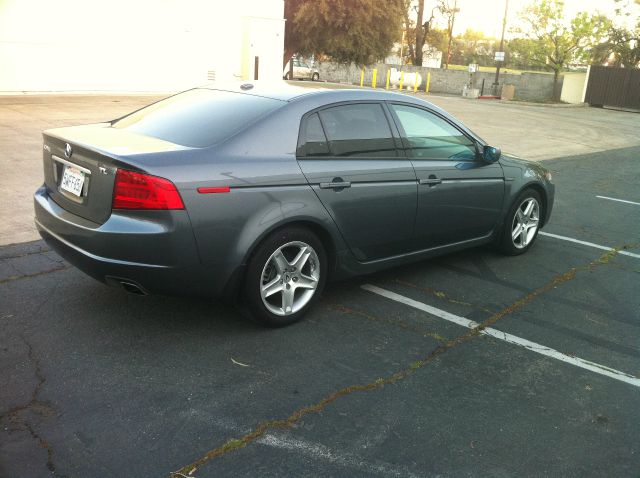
[112,89,285,147]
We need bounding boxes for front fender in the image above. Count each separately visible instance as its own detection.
[499,155,555,227]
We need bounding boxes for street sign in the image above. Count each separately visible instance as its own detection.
[468,63,478,73]
[495,51,505,62]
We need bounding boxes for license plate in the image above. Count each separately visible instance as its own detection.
[60,165,85,197]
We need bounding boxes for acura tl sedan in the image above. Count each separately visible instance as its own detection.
[34,83,554,326]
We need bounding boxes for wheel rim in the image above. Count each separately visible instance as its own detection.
[511,197,540,249]
[260,241,320,316]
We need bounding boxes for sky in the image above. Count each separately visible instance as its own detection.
[424,0,639,39]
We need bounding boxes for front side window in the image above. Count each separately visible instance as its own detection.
[390,104,476,160]
[317,103,396,157]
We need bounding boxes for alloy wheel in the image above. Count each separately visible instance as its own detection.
[511,197,540,249]
[260,241,320,316]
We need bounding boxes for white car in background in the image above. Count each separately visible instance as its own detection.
[283,58,320,81]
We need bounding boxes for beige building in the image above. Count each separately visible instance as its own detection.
[560,71,588,104]
[0,0,285,91]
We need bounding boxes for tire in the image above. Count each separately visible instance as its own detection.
[312,72,320,81]
[243,227,327,327]
[284,72,291,80]
[498,188,543,256]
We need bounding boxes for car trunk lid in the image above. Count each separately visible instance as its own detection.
[42,124,184,224]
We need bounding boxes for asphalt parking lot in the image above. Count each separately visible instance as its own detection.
[1,94,639,477]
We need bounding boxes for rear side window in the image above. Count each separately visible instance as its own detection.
[316,104,396,157]
[112,89,284,147]
[299,113,330,156]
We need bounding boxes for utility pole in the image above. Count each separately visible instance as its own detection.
[492,0,509,95]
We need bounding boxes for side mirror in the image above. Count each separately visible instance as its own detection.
[482,145,501,163]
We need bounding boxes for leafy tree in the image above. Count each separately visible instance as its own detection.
[450,29,496,66]
[513,0,610,94]
[591,0,640,67]
[424,27,449,60]
[283,0,404,67]
[506,38,545,70]
[591,24,640,67]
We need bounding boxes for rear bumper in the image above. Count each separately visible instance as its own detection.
[34,185,238,298]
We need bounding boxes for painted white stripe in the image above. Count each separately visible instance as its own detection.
[596,195,640,206]
[362,284,640,388]
[539,231,640,259]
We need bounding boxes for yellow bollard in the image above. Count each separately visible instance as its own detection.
[360,69,364,87]
[372,69,377,88]
[385,70,390,90]
[399,71,404,90]
[426,72,431,93]
[413,73,419,92]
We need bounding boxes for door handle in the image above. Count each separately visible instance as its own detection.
[419,177,442,186]
[319,179,351,190]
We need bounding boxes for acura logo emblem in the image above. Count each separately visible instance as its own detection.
[65,143,73,158]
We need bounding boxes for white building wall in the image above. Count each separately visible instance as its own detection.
[0,0,284,91]
[560,72,588,104]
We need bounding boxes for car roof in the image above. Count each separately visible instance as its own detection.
[197,81,430,104]
[197,81,485,144]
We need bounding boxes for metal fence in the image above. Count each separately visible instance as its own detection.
[584,66,640,110]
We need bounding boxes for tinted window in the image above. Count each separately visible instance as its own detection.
[391,104,476,160]
[112,89,284,147]
[318,104,396,157]
[299,113,330,157]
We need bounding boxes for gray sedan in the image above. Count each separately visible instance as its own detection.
[34,84,554,326]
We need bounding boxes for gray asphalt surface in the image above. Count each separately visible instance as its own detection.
[1,144,639,476]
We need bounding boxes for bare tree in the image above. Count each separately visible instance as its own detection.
[439,0,459,69]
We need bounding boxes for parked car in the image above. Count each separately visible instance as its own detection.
[283,58,320,81]
[34,83,554,326]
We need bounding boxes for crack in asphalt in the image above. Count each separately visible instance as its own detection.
[0,337,58,475]
[0,246,52,261]
[0,265,70,285]
[393,278,496,315]
[170,245,630,477]
[1,282,62,475]
[328,304,449,343]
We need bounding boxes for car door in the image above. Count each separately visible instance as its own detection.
[299,62,312,79]
[296,102,417,262]
[293,60,304,79]
[388,103,505,249]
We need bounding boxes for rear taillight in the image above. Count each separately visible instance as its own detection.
[112,169,184,210]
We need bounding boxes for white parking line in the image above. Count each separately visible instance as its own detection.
[539,232,640,259]
[596,195,640,206]
[362,284,640,388]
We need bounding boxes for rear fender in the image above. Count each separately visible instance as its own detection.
[234,188,348,268]
[185,184,347,269]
